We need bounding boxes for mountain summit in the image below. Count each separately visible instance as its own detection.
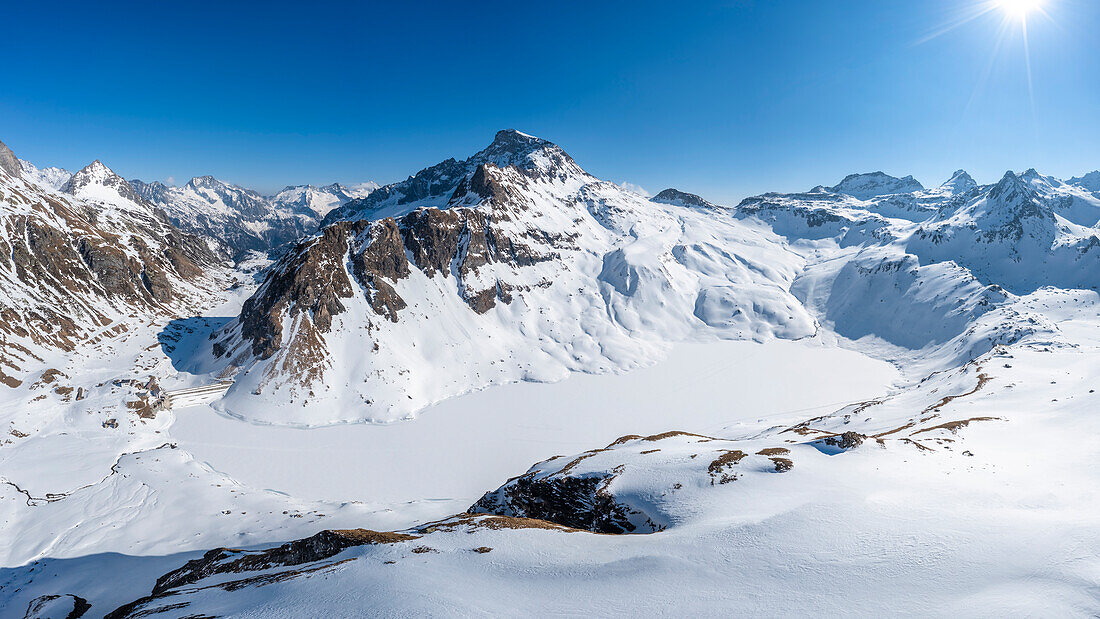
[830,171,925,199]
[941,169,977,193]
[62,160,146,206]
[325,130,585,224]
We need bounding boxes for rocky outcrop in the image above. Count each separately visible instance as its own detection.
[151,528,419,596]
[22,593,90,619]
[0,139,21,177]
[473,431,802,534]
[228,195,547,365]
[472,468,637,534]
[652,188,720,209]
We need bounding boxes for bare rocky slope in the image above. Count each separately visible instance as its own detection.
[0,140,221,387]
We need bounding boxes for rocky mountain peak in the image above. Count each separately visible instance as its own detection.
[0,139,20,177]
[989,170,1027,199]
[186,175,223,190]
[978,170,1054,234]
[470,129,581,178]
[942,170,977,193]
[831,171,925,200]
[652,188,719,209]
[62,159,145,204]
[130,178,174,204]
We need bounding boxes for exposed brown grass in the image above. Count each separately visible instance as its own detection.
[910,417,1001,436]
[769,457,794,473]
[329,529,420,545]
[606,434,643,447]
[756,447,790,456]
[874,420,918,439]
[558,449,609,475]
[708,450,746,485]
[920,371,993,416]
[642,430,722,442]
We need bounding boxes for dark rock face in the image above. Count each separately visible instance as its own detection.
[22,593,90,619]
[823,431,866,450]
[653,188,719,209]
[239,221,364,360]
[324,129,584,225]
[150,529,418,596]
[349,218,410,321]
[232,194,548,363]
[105,529,417,619]
[0,139,21,177]
[472,472,637,534]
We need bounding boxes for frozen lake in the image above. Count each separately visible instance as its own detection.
[170,339,900,507]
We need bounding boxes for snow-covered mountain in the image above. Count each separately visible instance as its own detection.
[199,130,815,425]
[19,159,71,190]
[322,130,568,225]
[909,170,1100,293]
[829,171,925,199]
[131,176,279,258]
[270,182,379,218]
[0,140,222,388]
[1069,170,1100,193]
[131,176,379,260]
[182,135,1097,428]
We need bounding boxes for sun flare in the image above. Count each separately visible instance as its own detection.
[996,0,1045,19]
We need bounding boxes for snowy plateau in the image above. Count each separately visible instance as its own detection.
[0,130,1098,617]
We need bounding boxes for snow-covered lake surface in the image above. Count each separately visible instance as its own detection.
[171,339,900,507]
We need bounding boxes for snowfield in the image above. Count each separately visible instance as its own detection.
[171,340,900,506]
[1,132,1099,617]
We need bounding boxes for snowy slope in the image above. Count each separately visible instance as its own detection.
[48,286,1100,618]
[201,131,816,425]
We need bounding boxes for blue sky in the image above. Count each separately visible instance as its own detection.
[2,0,1097,202]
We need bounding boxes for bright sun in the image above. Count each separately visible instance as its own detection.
[997,0,1045,18]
